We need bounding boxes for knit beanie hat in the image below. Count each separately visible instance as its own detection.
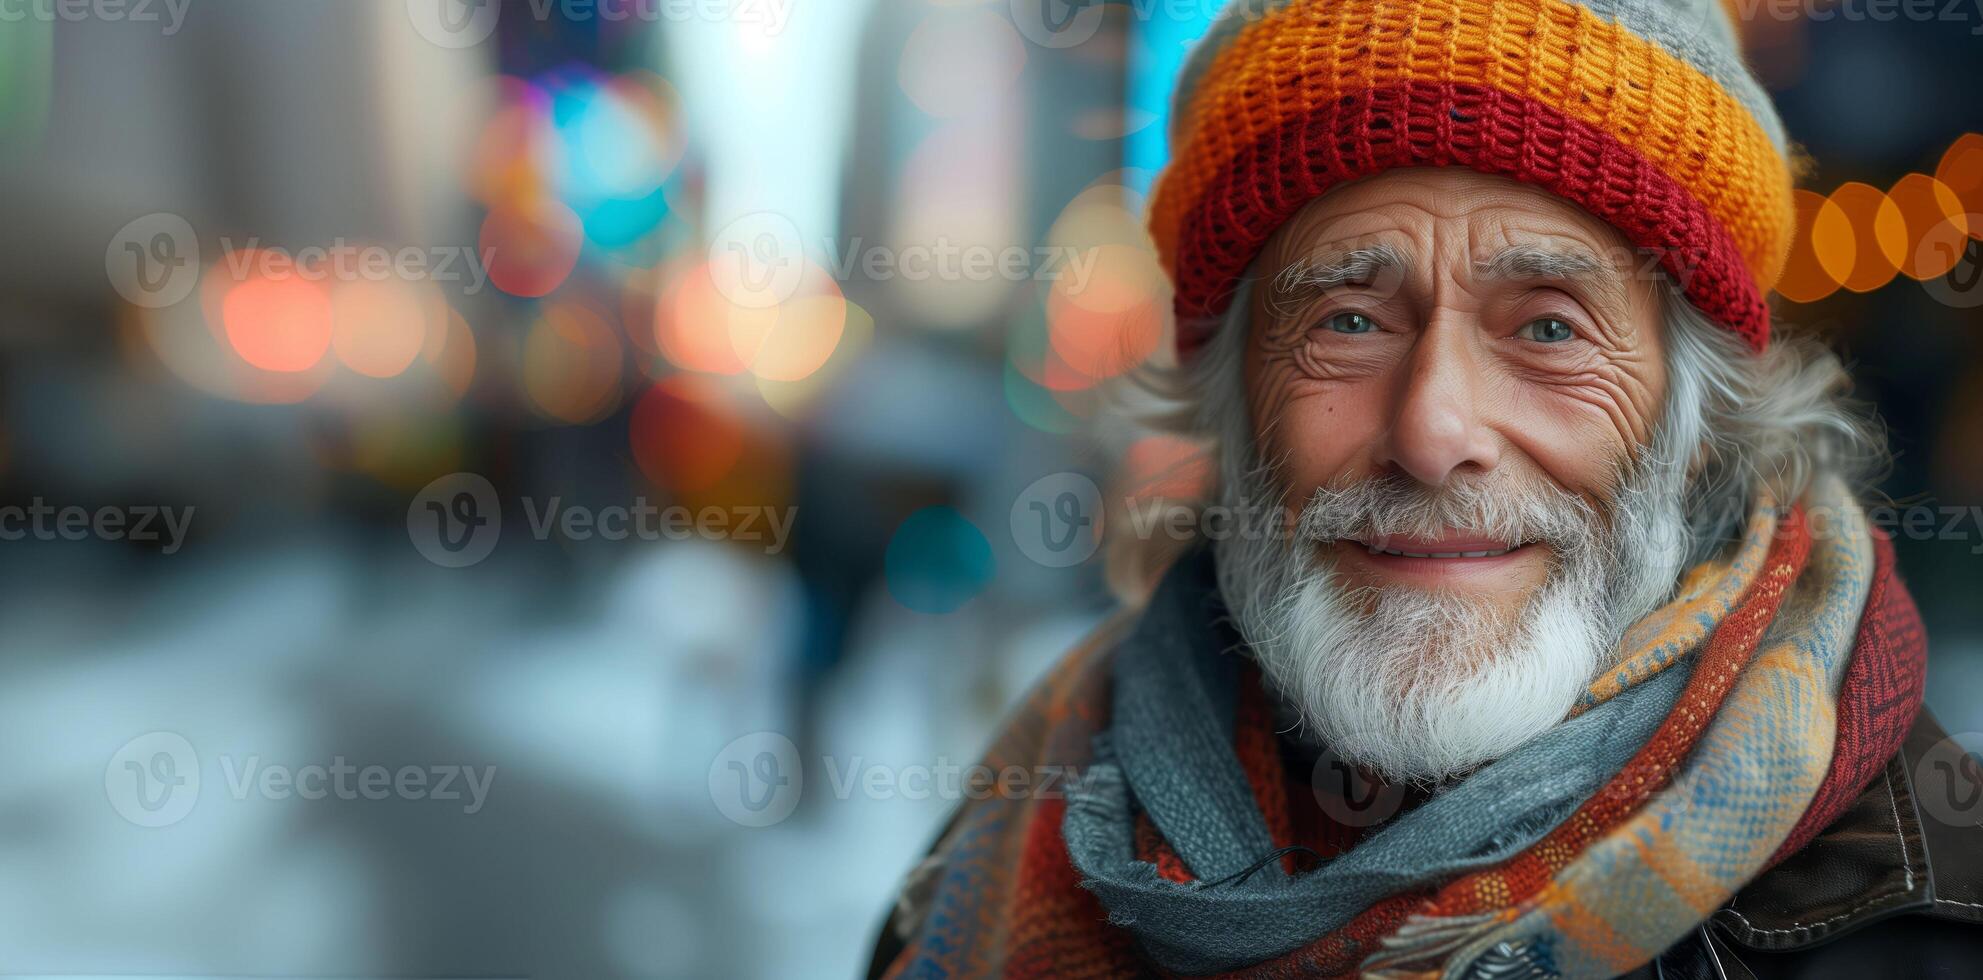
[1148,0,1796,354]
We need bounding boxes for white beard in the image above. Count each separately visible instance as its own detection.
[1214,449,1692,786]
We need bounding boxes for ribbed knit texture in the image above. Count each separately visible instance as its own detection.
[1148,0,1798,353]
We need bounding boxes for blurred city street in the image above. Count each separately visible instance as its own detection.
[0,1,1980,977]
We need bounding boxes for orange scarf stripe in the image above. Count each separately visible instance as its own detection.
[1419,505,1814,920]
[1149,0,1795,293]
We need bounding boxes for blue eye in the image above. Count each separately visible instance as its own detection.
[1323,312,1378,334]
[1520,318,1576,343]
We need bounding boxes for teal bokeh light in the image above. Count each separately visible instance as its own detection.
[885,507,996,614]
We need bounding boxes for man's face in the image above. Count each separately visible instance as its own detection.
[1245,168,1668,619]
[1221,168,1685,783]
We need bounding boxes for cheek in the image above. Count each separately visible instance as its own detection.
[1255,375,1394,498]
[1495,362,1663,495]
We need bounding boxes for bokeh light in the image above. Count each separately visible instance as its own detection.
[329,276,441,379]
[1045,244,1163,382]
[757,298,875,419]
[883,507,995,614]
[220,268,334,374]
[1008,300,1107,393]
[552,71,685,249]
[1890,174,1971,281]
[421,306,478,401]
[887,119,1022,329]
[1778,133,1983,303]
[467,77,560,209]
[1778,189,1847,304]
[1828,182,1906,293]
[727,263,846,383]
[1937,133,1983,223]
[629,375,749,495]
[1003,361,1086,435]
[522,302,625,424]
[1119,435,1213,502]
[482,197,585,298]
[655,259,757,375]
[560,71,685,204]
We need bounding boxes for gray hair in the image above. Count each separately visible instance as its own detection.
[1115,277,1888,595]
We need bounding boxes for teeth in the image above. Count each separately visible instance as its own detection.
[1364,544,1515,559]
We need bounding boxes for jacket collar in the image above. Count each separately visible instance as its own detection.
[1712,707,1983,949]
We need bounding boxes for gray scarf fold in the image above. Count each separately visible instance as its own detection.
[1061,551,1690,975]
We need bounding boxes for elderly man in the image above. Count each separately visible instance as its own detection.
[872,1,1978,977]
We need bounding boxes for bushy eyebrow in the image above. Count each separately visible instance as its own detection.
[1474,243,1629,316]
[1272,244,1410,294]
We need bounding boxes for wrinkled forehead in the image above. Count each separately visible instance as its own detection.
[1259,171,1639,276]
[1252,170,1658,319]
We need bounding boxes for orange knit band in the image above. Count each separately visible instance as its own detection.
[1149,0,1798,350]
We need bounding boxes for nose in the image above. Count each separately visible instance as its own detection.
[1378,325,1500,486]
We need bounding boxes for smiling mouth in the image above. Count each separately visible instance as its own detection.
[1351,538,1530,559]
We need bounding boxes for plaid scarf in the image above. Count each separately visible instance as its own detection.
[878,484,1928,978]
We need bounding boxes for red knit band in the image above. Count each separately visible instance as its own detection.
[1168,81,1772,355]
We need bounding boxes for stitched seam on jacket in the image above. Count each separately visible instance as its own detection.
[1719,887,1913,936]
[1887,763,1917,892]
[1719,763,1922,939]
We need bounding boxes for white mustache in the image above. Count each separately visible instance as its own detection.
[1294,473,1607,558]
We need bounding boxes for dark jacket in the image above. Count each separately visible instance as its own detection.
[868,708,1983,979]
[1628,708,1983,980]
